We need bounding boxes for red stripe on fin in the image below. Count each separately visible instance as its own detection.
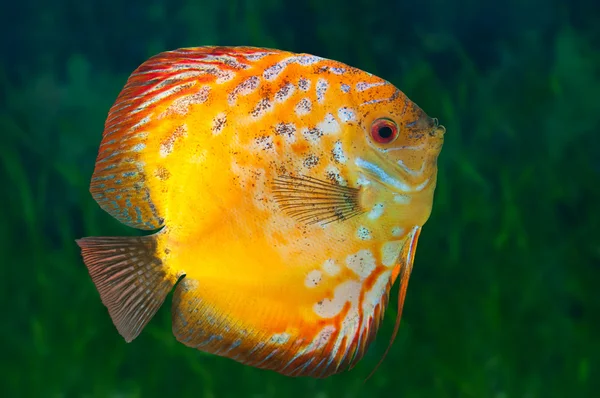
[76,234,182,342]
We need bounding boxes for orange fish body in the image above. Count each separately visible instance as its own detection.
[77,46,445,378]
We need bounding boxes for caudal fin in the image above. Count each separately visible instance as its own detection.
[76,235,181,342]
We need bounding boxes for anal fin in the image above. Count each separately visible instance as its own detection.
[365,226,421,381]
[171,278,309,376]
[170,277,361,378]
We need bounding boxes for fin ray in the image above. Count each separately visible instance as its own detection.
[76,235,180,342]
[272,174,364,225]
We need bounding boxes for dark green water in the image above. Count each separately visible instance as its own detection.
[1,0,599,397]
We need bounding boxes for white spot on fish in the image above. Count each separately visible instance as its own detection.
[394,194,412,204]
[250,98,273,119]
[381,241,402,267]
[346,249,376,278]
[368,203,384,220]
[245,52,270,61]
[360,89,400,106]
[332,140,347,164]
[303,154,320,169]
[298,78,311,91]
[275,82,295,103]
[129,132,149,140]
[201,54,248,70]
[136,81,195,114]
[216,70,234,84]
[302,127,323,144]
[270,333,290,344]
[228,76,259,105]
[251,135,275,152]
[338,308,360,348]
[316,113,340,135]
[338,107,356,123]
[356,81,386,92]
[212,113,227,135]
[131,143,145,152]
[129,116,150,132]
[314,280,361,318]
[297,55,320,65]
[261,55,319,83]
[322,259,340,276]
[160,125,187,157]
[154,71,203,88]
[134,161,145,172]
[363,270,391,314]
[330,67,346,75]
[356,173,371,187]
[264,57,297,81]
[178,65,235,84]
[305,270,323,288]
[295,98,312,116]
[392,226,404,237]
[356,226,372,241]
[340,83,351,93]
[316,78,328,103]
[274,122,297,143]
[161,86,209,117]
[304,325,335,353]
[325,165,347,186]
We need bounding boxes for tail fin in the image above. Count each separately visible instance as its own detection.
[76,235,181,342]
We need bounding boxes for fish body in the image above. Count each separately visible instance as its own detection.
[77,46,445,378]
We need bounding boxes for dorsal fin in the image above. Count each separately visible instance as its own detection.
[89,46,284,230]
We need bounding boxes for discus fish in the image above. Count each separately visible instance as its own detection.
[76,46,445,378]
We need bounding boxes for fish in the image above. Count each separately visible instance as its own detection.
[76,46,445,378]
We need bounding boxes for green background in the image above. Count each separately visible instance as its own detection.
[1,0,599,397]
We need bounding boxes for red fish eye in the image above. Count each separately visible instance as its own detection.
[370,118,399,144]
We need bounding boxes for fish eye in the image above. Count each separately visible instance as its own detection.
[370,118,399,144]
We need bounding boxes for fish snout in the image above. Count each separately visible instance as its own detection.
[404,106,442,140]
[404,106,445,153]
[428,121,446,151]
[429,118,446,138]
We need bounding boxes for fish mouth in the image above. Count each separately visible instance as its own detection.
[430,118,444,133]
[430,120,446,144]
[429,125,445,152]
